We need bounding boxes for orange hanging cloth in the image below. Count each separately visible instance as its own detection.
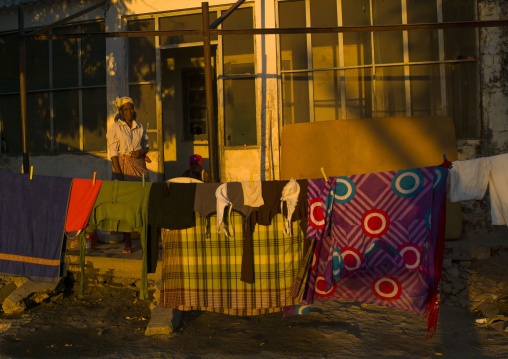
[65,178,103,233]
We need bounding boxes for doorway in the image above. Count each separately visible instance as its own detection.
[161,46,217,180]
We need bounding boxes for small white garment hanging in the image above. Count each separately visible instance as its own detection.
[448,157,490,202]
[241,180,264,207]
[215,183,234,236]
[280,178,300,236]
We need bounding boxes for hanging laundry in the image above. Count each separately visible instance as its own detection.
[194,182,221,219]
[86,180,152,299]
[280,178,300,236]
[147,182,197,273]
[0,171,72,280]
[449,153,508,226]
[65,178,103,234]
[288,166,448,337]
[306,176,336,241]
[215,183,233,236]
[243,180,309,284]
[241,180,264,207]
[448,157,490,202]
[159,212,305,315]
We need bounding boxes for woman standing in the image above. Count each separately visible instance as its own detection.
[106,96,151,253]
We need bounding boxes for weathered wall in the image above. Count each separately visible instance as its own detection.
[456,1,508,237]
[478,0,508,157]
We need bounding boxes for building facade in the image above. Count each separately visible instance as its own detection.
[0,0,507,189]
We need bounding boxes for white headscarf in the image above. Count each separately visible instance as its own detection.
[115,97,134,110]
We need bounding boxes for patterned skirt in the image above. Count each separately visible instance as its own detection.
[112,154,150,182]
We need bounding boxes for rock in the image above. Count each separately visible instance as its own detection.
[459,298,470,308]
[441,283,452,294]
[145,306,182,336]
[450,278,466,291]
[443,258,453,270]
[447,267,460,277]
[473,292,498,302]
[478,301,500,318]
[0,282,18,304]
[459,261,472,268]
[470,245,490,260]
[2,279,62,315]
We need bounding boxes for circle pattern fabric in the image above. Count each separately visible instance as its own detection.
[334,177,356,204]
[309,198,325,230]
[371,275,402,301]
[362,209,390,238]
[391,169,424,198]
[314,274,337,298]
[340,246,364,271]
[397,243,423,270]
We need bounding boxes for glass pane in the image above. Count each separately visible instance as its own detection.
[81,22,106,87]
[372,0,403,64]
[345,68,373,118]
[0,34,20,93]
[83,87,107,151]
[160,12,217,45]
[282,72,310,124]
[183,68,208,140]
[26,37,49,91]
[407,0,439,62]
[444,28,476,61]
[311,0,338,69]
[0,95,21,153]
[223,8,254,75]
[313,70,341,121]
[375,66,406,117]
[342,0,372,66]
[446,62,477,138]
[128,19,156,82]
[443,0,475,22]
[443,0,476,61]
[129,84,158,148]
[53,26,78,88]
[27,92,51,152]
[224,78,256,146]
[53,90,80,151]
[279,0,308,71]
[409,64,442,117]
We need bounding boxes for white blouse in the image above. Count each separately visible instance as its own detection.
[106,119,149,159]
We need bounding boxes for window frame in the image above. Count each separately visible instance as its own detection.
[0,20,107,154]
[276,0,480,139]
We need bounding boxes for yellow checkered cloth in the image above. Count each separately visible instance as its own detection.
[160,212,305,315]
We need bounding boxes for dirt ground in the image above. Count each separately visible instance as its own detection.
[0,272,507,359]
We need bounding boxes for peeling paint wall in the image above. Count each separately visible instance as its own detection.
[478,0,508,157]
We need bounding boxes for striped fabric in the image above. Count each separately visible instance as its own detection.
[160,212,305,315]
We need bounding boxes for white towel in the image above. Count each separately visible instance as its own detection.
[241,180,264,207]
[488,153,508,225]
[448,157,490,202]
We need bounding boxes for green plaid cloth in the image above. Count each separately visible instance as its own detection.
[160,212,305,315]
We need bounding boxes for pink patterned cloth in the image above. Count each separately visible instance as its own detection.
[286,165,447,318]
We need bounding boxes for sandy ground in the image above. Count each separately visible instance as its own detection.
[0,275,507,359]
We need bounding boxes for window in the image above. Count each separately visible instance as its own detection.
[127,19,158,149]
[0,21,107,153]
[278,0,479,139]
[221,7,257,146]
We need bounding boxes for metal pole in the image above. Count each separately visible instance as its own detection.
[18,7,29,174]
[202,2,218,182]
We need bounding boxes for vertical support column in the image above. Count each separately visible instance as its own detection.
[202,2,218,182]
[18,7,29,174]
